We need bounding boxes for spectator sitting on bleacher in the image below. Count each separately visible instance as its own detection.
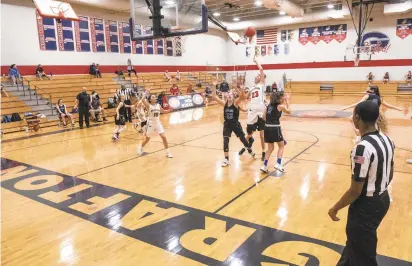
[186,83,195,94]
[56,99,74,127]
[9,64,22,86]
[164,70,171,82]
[176,70,182,81]
[367,72,374,84]
[127,59,138,77]
[115,67,125,79]
[89,63,102,78]
[170,84,181,96]
[383,72,389,84]
[406,71,412,86]
[1,85,9,97]
[36,64,51,80]
[89,91,108,122]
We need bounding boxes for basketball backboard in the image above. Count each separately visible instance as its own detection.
[129,0,208,40]
[33,0,79,21]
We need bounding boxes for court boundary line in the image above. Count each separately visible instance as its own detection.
[213,131,320,214]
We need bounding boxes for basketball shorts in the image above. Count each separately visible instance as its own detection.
[145,122,165,137]
[247,117,265,134]
[264,125,284,143]
[115,115,126,126]
[223,122,245,138]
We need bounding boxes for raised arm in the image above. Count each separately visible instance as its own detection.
[253,56,265,84]
[141,89,151,109]
[212,77,226,106]
[279,95,292,114]
[342,95,369,110]
[381,99,404,111]
[234,85,246,106]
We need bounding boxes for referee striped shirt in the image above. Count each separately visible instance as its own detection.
[351,131,395,197]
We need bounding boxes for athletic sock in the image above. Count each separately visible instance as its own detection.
[277,158,282,165]
[264,160,268,166]
[247,148,253,153]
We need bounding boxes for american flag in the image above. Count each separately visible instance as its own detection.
[256,28,278,45]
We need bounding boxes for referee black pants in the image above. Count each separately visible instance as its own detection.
[337,191,390,266]
[124,99,132,122]
[78,106,90,128]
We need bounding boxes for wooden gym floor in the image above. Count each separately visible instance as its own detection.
[1,95,412,265]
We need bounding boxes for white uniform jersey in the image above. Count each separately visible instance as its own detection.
[148,103,161,124]
[247,83,266,124]
[135,104,147,122]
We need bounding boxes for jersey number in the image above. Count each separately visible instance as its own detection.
[252,91,259,98]
[153,113,159,117]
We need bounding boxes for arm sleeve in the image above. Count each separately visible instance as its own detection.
[351,144,372,182]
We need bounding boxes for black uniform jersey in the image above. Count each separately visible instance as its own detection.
[224,102,240,123]
[266,104,282,125]
[367,94,381,107]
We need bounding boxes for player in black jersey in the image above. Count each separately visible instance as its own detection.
[260,91,291,173]
[212,78,255,167]
[342,86,404,140]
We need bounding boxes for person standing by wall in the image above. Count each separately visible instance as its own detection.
[116,85,133,122]
[76,87,90,129]
[127,59,138,77]
[329,100,394,266]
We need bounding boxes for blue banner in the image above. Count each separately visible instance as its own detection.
[74,16,91,52]
[36,11,57,51]
[119,22,131,53]
[91,18,106,52]
[133,24,143,54]
[105,20,119,53]
[166,93,205,111]
[57,19,75,51]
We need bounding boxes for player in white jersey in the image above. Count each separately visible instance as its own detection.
[137,88,173,158]
[239,57,267,161]
[133,97,147,133]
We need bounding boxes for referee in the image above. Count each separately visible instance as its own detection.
[116,85,133,122]
[329,100,394,266]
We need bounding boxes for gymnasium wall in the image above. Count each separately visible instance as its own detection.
[0,2,228,75]
[227,11,412,84]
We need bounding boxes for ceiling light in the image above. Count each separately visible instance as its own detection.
[213,12,220,17]
[233,17,240,21]
[279,11,286,15]
[254,1,263,6]
[165,0,175,5]
[327,4,334,9]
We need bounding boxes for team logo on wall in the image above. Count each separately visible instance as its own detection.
[192,94,204,105]
[396,18,412,39]
[298,28,310,45]
[361,31,391,53]
[310,27,321,44]
[321,25,335,43]
[334,24,347,43]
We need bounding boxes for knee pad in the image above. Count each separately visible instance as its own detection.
[223,137,230,152]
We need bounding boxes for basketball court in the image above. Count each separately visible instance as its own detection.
[1,0,412,265]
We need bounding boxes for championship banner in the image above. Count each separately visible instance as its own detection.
[74,16,91,52]
[166,39,174,56]
[143,26,154,54]
[298,28,310,45]
[321,25,335,43]
[90,18,106,52]
[267,45,273,55]
[118,22,131,53]
[281,30,287,42]
[132,24,143,54]
[105,20,119,53]
[284,43,290,55]
[174,36,182,56]
[255,46,261,57]
[36,11,57,51]
[334,24,347,43]
[310,27,322,44]
[165,93,205,111]
[154,39,164,55]
[57,19,75,51]
[273,44,279,55]
[261,45,266,56]
[396,18,411,39]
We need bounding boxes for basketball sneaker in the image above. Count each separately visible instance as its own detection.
[137,145,143,156]
[238,148,246,155]
[111,134,118,141]
[260,165,269,173]
[222,159,229,167]
[166,152,173,158]
[275,163,284,172]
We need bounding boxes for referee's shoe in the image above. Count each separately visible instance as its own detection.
[329,101,394,266]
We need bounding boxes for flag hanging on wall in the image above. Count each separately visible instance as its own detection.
[36,11,57,51]
[118,22,131,53]
[90,18,106,52]
[105,20,119,53]
[143,26,154,54]
[396,18,411,39]
[334,24,347,43]
[154,39,164,55]
[321,25,335,43]
[74,16,91,52]
[273,44,279,55]
[256,28,278,45]
[57,19,75,51]
[132,24,143,54]
[310,27,322,44]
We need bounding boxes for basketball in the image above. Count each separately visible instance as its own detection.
[244,26,256,38]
